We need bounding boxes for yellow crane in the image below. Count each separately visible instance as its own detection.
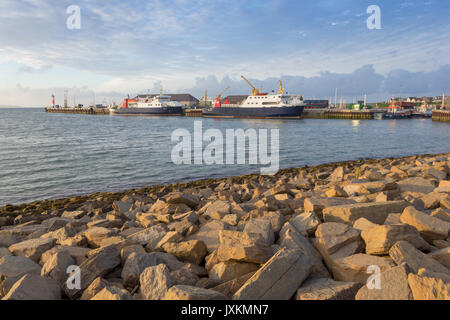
[202,89,208,103]
[216,86,230,100]
[241,76,260,96]
[278,80,285,95]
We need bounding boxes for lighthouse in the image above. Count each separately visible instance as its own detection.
[51,94,55,107]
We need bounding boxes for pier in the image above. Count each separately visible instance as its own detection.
[432,110,450,122]
[184,109,204,117]
[45,107,110,115]
[303,109,374,119]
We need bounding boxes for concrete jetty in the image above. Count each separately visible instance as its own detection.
[432,110,450,122]
[45,107,110,115]
[303,108,374,119]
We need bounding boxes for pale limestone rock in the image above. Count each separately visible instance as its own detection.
[84,227,116,248]
[421,192,447,210]
[233,249,312,300]
[139,264,172,300]
[166,192,200,209]
[187,220,231,253]
[120,244,146,264]
[80,277,109,300]
[389,241,449,274]
[430,208,450,223]
[331,254,394,284]
[61,210,85,219]
[210,272,255,298]
[296,277,361,300]
[323,201,410,225]
[353,218,379,231]
[384,213,402,225]
[163,285,228,300]
[0,248,12,259]
[397,177,437,194]
[63,245,121,299]
[408,273,450,300]
[0,231,20,247]
[8,237,56,262]
[204,200,231,220]
[41,250,75,284]
[429,248,450,269]
[0,255,41,295]
[400,206,450,241]
[355,266,412,300]
[361,224,430,255]
[278,223,329,277]
[91,286,132,300]
[162,240,207,265]
[40,245,90,266]
[217,230,272,264]
[208,261,259,282]
[289,211,321,237]
[304,197,355,218]
[121,252,157,289]
[2,274,61,300]
[243,219,274,245]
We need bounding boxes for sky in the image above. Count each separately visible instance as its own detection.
[0,0,449,106]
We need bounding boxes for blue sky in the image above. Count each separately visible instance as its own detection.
[0,0,449,106]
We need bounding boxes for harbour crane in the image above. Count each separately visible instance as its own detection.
[241,76,260,96]
[216,86,230,100]
[278,80,285,95]
[202,89,208,103]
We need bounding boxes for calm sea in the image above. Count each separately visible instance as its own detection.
[0,108,449,206]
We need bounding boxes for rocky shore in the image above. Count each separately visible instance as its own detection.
[1,153,449,300]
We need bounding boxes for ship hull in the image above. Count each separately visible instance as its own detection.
[202,106,304,119]
[110,107,183,116]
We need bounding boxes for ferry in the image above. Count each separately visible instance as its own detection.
[202,76,304,119]
[110,94,183,116]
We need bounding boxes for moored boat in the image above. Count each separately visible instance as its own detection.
[202,76,304,119]
[110,94,183,116]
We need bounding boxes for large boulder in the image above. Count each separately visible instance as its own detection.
[121,252,157,289]
[243,219,274,245]
[397,177,437,194]
[408,273,450,300]
[296,277,361,300]
[355,266,412,300]
[8,238,57,262]
[0,255,42,295]
[278,223,329,278]
[91,286,132,300]
[330,254,395,284]
[163,285,228,300]
[63,245,121,299]
[84,227,116,248]
[217,230,272,265]
[323,201,409,225]
[187,220,231,253]
[2,274,61,300]
[361,224,431,255]
[233,249,312,300]
[400,206,450,241]
[208,261,260,282]
[162,240,208,265]
[41,250,75,284]
[139,264,172,300]
[389,241,449,274]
